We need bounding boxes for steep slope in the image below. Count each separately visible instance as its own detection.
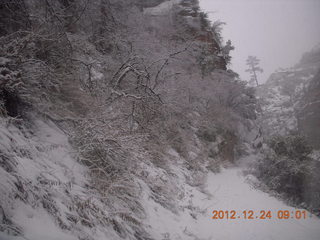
[253,46,320,218]
[0,0,261,239]
[297,68,320,149]
[257,46,320,142]
[1,1,319,239]
[0,119,120,240]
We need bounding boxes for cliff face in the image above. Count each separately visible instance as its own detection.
[257,46,320,148]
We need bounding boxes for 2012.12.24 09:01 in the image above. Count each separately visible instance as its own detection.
[211,210,309,220]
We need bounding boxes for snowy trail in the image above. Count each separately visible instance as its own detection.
[197,168,320,240]
[145,166,320,240]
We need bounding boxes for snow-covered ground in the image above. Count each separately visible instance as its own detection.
[144,166,320,240]
[1,119,319,240]
[0,119,121,240]
[143,0,180,15]
[203,168,320,240]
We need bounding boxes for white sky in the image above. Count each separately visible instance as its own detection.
[199,0,320,83]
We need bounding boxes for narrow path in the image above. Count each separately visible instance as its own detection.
[198,168,320,240]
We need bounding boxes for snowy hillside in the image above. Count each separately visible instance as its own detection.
[253,46,320,220]
[0,118,123,240]
[1,0,319,240]
[1,117,319,240]
[257,47,320,138]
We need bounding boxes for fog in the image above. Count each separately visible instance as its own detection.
[199,0,320,83]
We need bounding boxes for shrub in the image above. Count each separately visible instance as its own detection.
[196,127,217,142]
[255,134,320,212]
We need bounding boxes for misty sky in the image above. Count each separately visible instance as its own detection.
[199,0,320,83]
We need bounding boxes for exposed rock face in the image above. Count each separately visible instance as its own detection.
[257,46,320,148]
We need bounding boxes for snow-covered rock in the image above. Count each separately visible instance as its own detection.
[257,46,320,140]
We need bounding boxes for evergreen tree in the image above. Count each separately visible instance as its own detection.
[245,56,263,86]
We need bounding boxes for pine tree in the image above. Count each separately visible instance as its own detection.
[245,56,263,86]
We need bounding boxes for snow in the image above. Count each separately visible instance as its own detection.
[0,119,90,240]
[1,118,320,240]
[91,68,104,81]
[10,203,77,240]
[143,0,181,16]
[258,54,319,137]
[143,166,320,240]
[202,168,320,240]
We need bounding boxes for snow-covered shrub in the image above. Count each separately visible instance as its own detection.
[255,134,320,213]
[196,126,217,142]
[0,100,5,117]
[70,119,135,193]
[0,57,25,118]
